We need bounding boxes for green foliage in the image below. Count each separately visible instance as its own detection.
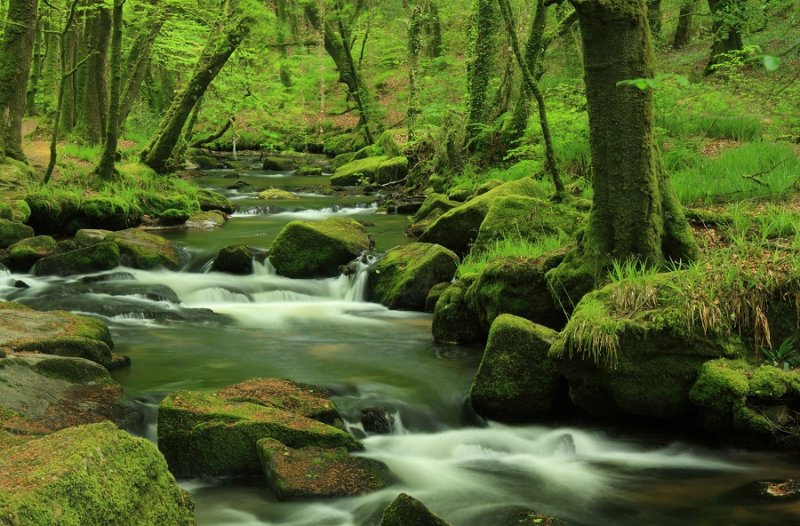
[761,337,800,370]
[457,233,567,277]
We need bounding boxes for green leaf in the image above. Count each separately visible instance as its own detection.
[762,55,781,71]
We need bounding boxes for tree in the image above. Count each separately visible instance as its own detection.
[465,0,499,136]
[0,0,38,162]
[705,0,744,75]
[570,0,697,269]
[79,0,111,143]
[672,0,694,49]
[95,0,124,180]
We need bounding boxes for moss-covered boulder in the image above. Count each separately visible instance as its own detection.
[211,244,254,275]
[24,190,83,234]
[263,156,297,171]
[690,359,800,447]
[0,218,34,249]
[74,228,111,247]
[380,493,452,526]
[258,188,299,200]
[258,438,390,500]
[158,208,191,226]
[134,191,198,218]
[158,390,361,478]
[330,155,388,186]
[33,241,121,277]
[374,156,409,185]
[425,282,450,313]
[197,188,234,214]
[79,197,143,231]
[432,278,484,344]
[7,235,58,271]
[107,228,183,270]
[0,302,114,367]
[470,315,563,421]
[270,217,372,278]
[472,196,584,253]
[0,199,31,223]
[186,210,227,229]
[419,178,549,255]
[410,193,459,223]
[367,243,458,310]
[0,158,37,192]
[298,165,324,176]
[465,251,567,332]
[0,422,195,525]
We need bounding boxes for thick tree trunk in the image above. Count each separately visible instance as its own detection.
[95,0,123,180]
[407,4,422,140]
[466,0,499,133]
[421,0,442,58]
[573,0,696,268]
[647,0,661,37]
[25,15,43,115]
[0,0,38,161]
[705,0,744,75]
[672,0,694,49]
[119,2,164,128]
[142,13,252,173]
[60,20,79,132]
[79,0,110,143]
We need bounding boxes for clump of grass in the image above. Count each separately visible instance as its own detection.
[456,233,568,277]
[608,259,661,315]
[550,296,622,368]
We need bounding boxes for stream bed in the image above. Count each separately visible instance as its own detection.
[3,164,800,525]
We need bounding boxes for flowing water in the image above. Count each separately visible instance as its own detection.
[2,163,800,525]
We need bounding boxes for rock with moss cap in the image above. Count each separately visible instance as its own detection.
[107,228,183,269]
[258,188,299,200]
[7,235,58,271]
[24,190,82,234]
[270,217,372,278]
[211,244,254,275]
[432,278,484,344]
[197,188,234,213]
[419,178,550,256]
[258,438,390,500]
[78,196,143,231]
[380,493,452,526]
[330,156,409,186]
[263,156,297,171]
[470,315,563,421]
[425,282,450,313]
[410,193,459,224]
[0,302,115,367]
[186,210,227,229]
[367,242,458,310]
[0,421,195,525]
[158,389,361,478]
[0,199,31,223]
[0,218,34,249]
[33,241,121,277]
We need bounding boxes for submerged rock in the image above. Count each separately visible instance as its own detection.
[361,407,393,434]
[258,438,390,500]
[380,493,452,526]
[0,422,195,525]
[211,244,254,275]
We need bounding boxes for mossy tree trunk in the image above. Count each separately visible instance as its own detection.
[646,0,661,37]
[142,2,253,173]
[407,3,422,140]
[572,0,697,269]
[25,14,43,115]
[94,0,123,181]
[0,0,38,162]
[78,0,110,144]
[465,0,499,135]
[705,0,744,75]
[672,0,694,49]
[119,0,165,128]
[60,17,79,132]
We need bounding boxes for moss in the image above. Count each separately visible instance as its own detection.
[374,156,409,185]
[0,218,34,249]
[376,129,404,158]
[419,177,550,256]
[411,193,459,223]
[211,244,254,275]
[331,152,357,171]
[470,315,562,420]
[263,156,297,171]
[380,493,451,526]
[367,242,459,310]
[425,282,450,313]
[269,217,372,278]
[34,241,121,277]
[297,165,323,176]
[187,210,227,228]
[258,188,299,200]
[432,279,484,344]
[544,244,596,315]
[134,191,198,217]
[158,209,190,226]
[107,228,182,270]
[0,199,30,223]
[7,235,58,271]
[0,422,195,525]
[80,197,142,231]
[74,228,112,247]
[750,365,791,398]
[689,359,751,416]
[32,357,115,385]
[196,188,233,213]
[0,158,38,192]
[24,190,82,234]
[330,155,389,186]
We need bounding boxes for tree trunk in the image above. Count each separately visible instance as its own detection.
[0,0,38,162]
[407,4,422,140]
[25,14,43,115]
[466,0,499,133]
[78,0,110,143]
[672,0,694,49]
[60,19,79,132]
[647,0,661,37]
[705,0,744,75]
[573,0,696,269]
[142,11,253,173]
[95,0,123,180]
[421,0,442,58]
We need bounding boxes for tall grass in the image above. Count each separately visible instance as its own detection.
[457,233,568,277]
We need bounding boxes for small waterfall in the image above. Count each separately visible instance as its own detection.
[253,259,277,276]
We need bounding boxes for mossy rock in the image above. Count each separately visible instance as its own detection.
[107,228,183,270]
[332,152,357,171]
[0,158,38,191]
[376,129,404,158]
[470,315,563,421]
[323,133,367,156]
[432,278,484,344]
[7,235,58,271]
[197,188,234,214]
[0,422,195,525]
[24,190,82,234]
[33,241,121,278]
[158,390,361,478]
[425,282,450,313]
[330,155,389,186]
[367,242,458,310]
[186,210,227,229]
[211,244,254,275]
[270,217,372,278]
[79,197,143,231]
[263,156,297,171]
[258,438,390,500]
[374,156,409,185]
[472,196,585,253]
[134,191,198,217]
[419,178,550,256]
[74,228,112,247]
[258,188,299,200]
[297,165,324,176]
[465,252,567,332]
[0,199,31,223]
[380,493,452,526]
[410,193,459,223]
[0,218,34,249]
[158,208,191,226]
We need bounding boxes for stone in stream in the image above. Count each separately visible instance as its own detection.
[211,244,255,275]
[360,407,393,434]
[258,188,300,200]
[257,438,391,500]
[330,155,408,186]
[0,218,34,249]
[432,278,484,345]
[0,422,195,525]
[107,228,184,270]
[366,242,459,311]
[379,493,452,526]
[34,241,121,277]
[263,156,297,171]
[503,511,568,526]
[269,217,373,278]
[6,235,58,271]
[197,188,234,214]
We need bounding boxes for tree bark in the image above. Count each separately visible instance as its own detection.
[572,0,696,268]
[647,0,661,37]
[25,14,43,115]
[0,0,38,162]
[95,0,123,180]
[78,0,110,143]
[672,0,694,49]
[705,0,744,75]
[466,0,499,133]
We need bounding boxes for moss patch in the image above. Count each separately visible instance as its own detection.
[33,241,121,277]
[107,228,182,270]
[380,493,452,526]
[432,278,484,344]
[0,219,34,249]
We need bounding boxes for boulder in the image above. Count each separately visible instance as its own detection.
[74,228,112,247]
[374,156,409,185]
[0,199,31,223]
[0,302,114,367]
[425,282,450,313]
[465,251,566,332]
[7,235,58,271]
[0,218,34,249]
[263,156,297,171]
[432,278,484,344]
[258,188,299,200]
[361,407,393,434]
[270,217,372,278]
[24,190,82,235]
[33,241,121,277]
[367,242,458,310]
[197,188,234,213]
[330,156,409,186]
[470,315,563,421]
[158,390,361,478]
[419,178,549,256]
[380,493,452,526]
[211,244,254,275]
[107,228,183,270]
[186,210,227,229]
[258,438,390,500]
[410,193,459,223]
[298,165,324,176]
[0,422,195,525]
[78,197,143,230]
[157,208,191,226]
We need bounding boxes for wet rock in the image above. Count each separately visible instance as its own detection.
[74,228,112,247]
[270,217,373,278]
[263,156,297,171]
[258,438,390,500]
[212,244,255,275]
[330,156,408,186]
[197,188,234,214]
[425,282,450,313]
[361,407,392,434]
[157,208,191,226]
[78,196,143,230]
[504,511,568,526]
[80,271,136,283]
[0,422,195,525]
[107,228,183,270]
[470,315,564,421]
[410,193,458,223]
[298,165,323,176]
[0,218,34,249]
[186,209,227,229]
[24,190,81,235]
[432,278,484,345]
[33,241,121,277]
[13,280,28,288]
[380,493,452,526]
[258,188,299,200]
[7,235,59,271]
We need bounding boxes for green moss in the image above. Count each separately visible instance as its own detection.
[380,493,451,526]
[258,189,299,200]
[211,244,254,275]
[8,235,58,271]
[196,188,233,213]
[134,191,198,217]
[24,190,82,234]
[107,229,182,270]
[330,155,389,186]
[376,129,404,158]
[80,197,142,230]
[269,217,372,278]
[432,279,484,344]
[411,193,458,223]
[689,359,751,415]
[297,165,323,176]
[374,156,409,185]
[157,208,190,226]
[32,357,115,385]
[263,156,297,171]
[425,282,450,313]
[34,241,121,277]
[0,219,34,249]
[0,199,30,223]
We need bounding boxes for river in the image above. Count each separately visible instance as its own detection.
[2,161,799,525]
